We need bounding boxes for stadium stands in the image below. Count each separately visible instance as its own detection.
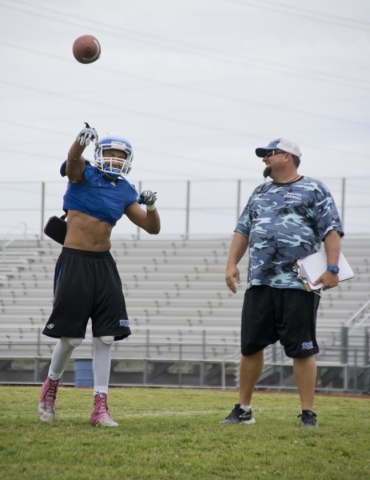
[0,235,369,389]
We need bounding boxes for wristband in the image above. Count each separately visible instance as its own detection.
[146,203,156,211]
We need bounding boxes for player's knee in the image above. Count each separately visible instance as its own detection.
[99,336,115,345]
[66,337,83,348]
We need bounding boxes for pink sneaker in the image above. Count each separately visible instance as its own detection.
[90,393,118,427]
[38,377,60,422]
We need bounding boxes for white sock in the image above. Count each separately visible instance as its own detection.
[48,370,63,381]
[93,337,112,395]
[240,405,251,411]
[48,337,76,379]
[94,386,108,396]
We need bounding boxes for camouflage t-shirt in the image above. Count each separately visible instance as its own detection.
[235,176,343,291]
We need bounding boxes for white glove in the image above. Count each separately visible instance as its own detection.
[137,190,157,210]
[76,122,98,146]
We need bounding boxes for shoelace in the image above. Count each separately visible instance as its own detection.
[44,381,58,405]
[96,394,109,414]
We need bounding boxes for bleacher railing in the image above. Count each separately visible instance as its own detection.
[1,222,27,250]
[346,299,370,334]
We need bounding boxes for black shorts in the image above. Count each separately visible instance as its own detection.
[241,286,319,358]
[43,247,131,341]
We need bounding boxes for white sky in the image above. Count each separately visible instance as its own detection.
[1,0,370,181]
[1,0,370,236]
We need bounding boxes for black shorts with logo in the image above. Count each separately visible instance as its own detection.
[241,286,319,358]
[43,247,131,341]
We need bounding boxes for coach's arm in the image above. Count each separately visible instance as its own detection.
[225,232,249,294]
[313,229,341,291]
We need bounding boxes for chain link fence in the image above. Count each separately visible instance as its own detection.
[0,176,370,241]
[0,327,369,393]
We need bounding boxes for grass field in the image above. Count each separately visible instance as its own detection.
[0,386,369,480]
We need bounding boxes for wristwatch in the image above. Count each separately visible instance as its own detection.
[327,265,340,274]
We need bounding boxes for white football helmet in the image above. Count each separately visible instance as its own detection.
[94,133,134,178]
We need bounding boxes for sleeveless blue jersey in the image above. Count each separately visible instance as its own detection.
[235,176,343,291]
[62,162,138,226]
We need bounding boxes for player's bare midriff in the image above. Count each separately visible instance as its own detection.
[64,210,113,252]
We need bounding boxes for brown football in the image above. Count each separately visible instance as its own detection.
[72,35,101,64]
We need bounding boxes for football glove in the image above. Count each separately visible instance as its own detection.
[137,190,157,206]
[76,122,98,146]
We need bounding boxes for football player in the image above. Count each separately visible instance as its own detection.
[38,123,160,426]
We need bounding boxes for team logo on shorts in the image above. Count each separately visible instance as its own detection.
[47,324,55,329]
[119,319,129,327]
[302,341,313,350]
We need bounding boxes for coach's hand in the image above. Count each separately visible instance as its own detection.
[313,270,339,291]
[76,122,98,146]
[225,264,240,294]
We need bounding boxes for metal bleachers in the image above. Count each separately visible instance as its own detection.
[0,235,369,369]
[0,237,243,368]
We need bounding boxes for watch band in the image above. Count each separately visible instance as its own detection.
[327,265,339,274]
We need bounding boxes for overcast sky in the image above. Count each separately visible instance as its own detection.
[1,0,370,235]
[1,0,370,180]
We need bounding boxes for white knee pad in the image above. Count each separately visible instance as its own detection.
[66,337,83,348]
[99,336,115,345]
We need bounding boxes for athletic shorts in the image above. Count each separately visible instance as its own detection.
[241,286,320,358]
[43,247,131,341]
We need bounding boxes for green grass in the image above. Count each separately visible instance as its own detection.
[0,387,369,480]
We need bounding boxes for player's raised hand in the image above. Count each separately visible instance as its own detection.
[76,122,98,146]
[137,190,157,206]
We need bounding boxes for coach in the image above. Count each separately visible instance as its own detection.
[220,138,343,428]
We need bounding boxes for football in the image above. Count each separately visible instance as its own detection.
[72,35,101,64]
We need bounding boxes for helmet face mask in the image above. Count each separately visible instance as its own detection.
[94,133,133,178]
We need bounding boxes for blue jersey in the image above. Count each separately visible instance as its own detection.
[235,176,343,290]
[62,163,138,226]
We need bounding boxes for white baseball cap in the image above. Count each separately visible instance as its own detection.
[255,138,302,158]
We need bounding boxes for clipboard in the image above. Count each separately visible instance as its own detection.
[295,250,355,291]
